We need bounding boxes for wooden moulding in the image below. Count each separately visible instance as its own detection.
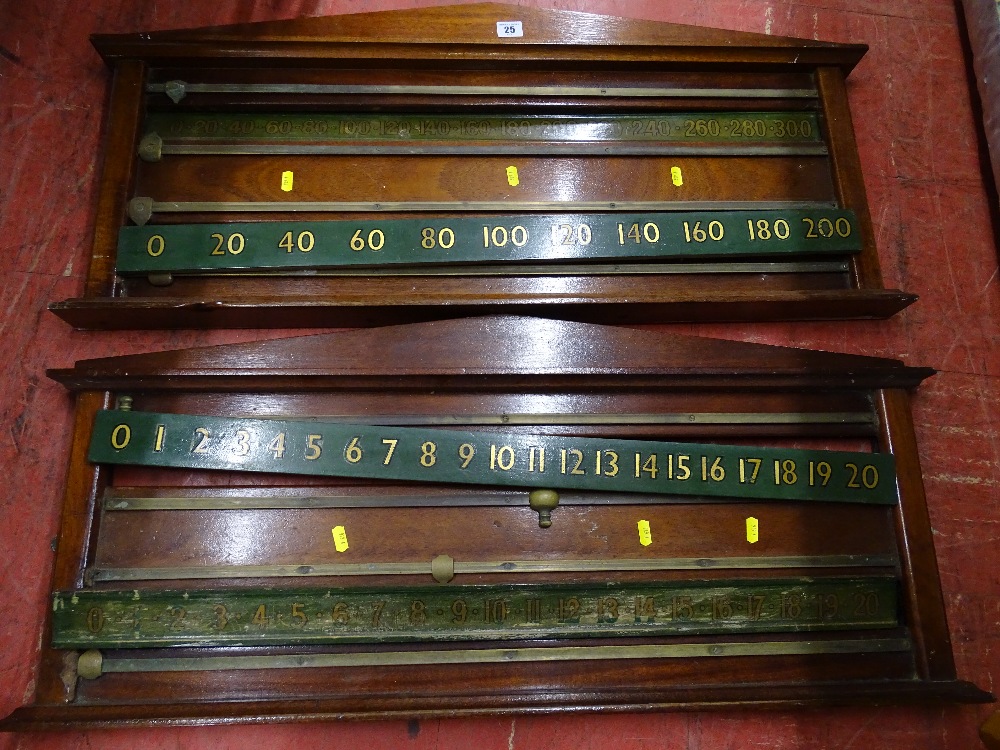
[50,2,915,329]
[1,317,990,730]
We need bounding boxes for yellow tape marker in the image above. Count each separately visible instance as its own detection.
[670,166,683,187]
[637,519,653,547]
[332,525,349,552]
[506,165,520,186]
[281,170,294,192]
[746,516,759,544]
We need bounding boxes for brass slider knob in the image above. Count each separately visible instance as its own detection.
[77,649,103,680]
[127,196,153,226]
[137,132,163,163]
[431,554,455,584]
[528,489,560,528]
[147,272,174,287]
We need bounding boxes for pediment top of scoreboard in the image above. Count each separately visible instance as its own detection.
[47,316,931,391]
[91,2,866,71]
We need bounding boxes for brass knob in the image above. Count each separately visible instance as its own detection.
[431,554,455,584]
[77,649,103,680]
[528,489,559,528]
[137,132,163,163]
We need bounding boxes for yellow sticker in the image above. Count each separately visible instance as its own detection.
[281,170,294,192]
[332,525,349,552]
[506,165,520,186]
[670,166,683,187]
[637,519,652,547]
[746,517,759,544]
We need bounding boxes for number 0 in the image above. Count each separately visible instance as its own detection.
[146,235,165,257]
[110,424,131,449]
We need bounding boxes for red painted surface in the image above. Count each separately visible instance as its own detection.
[1,0,997,747]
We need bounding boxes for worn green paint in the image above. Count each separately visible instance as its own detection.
[88,410,897,504]
[116,210,859,274]
[145,112,822,143]
[52,577,897,648]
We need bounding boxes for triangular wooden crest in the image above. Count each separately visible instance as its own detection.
[49,316,931,389]
[92,1,866,70]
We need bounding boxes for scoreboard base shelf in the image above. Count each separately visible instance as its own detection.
[51,288,916,329]
[0,678,990,731]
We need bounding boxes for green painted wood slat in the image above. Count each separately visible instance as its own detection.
[88,410,896,504]
[52,577,898,648]
[117,210,859,274]
[145,112,823,144]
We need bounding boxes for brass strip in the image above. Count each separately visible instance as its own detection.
[191,260,850,277]
[101,638,910,673]
[159,143,829,157]
[146,82,819,99]
[227,411,875,426]
[87,554,898,582]
[103,487,879,511]
[103,493,541,511]
[167,261,850,278]
[146,199,838,215]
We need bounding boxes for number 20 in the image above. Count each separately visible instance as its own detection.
[211,233,245,255]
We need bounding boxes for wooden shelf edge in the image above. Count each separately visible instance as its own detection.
[1,679,991,732]
[49,289,917,330]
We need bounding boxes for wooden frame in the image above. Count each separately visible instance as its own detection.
[50,2,915,329]
[0,316,988,729]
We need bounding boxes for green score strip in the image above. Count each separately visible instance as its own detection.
[116,210,860,274]
[146,112,822,144]
[52,578,898,648]
[89,410,897,504]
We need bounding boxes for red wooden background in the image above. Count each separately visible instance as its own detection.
[1,0,997,747]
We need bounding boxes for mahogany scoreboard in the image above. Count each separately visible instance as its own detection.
[3,1,989,733]
[49,2,915,328]
[0,317,990,727]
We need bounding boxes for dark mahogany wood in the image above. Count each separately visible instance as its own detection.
[47,315,933,390]
[5,677,989,731]
[876,388,957,680]
[84,61,145,299]
[50,289,917,330]
[1,316,989,730]
[816,66,883,289]
[49,2,915,329]
[91,3,868,70]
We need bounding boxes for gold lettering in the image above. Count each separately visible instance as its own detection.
[345,437,363,463]
[381,438,398,465]
[304,434,322,460]
[268,432,286,459]
[110,424,131,450]
[191,427,210,454]
[458,442,475,469]
[420,441,437,467]
[490,444,515,471]
[233,429,251,456]
[252,604,268,626]
[146,234,165,257]
[559,448,585,475]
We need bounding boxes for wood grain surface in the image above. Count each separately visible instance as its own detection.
[1,0,998,747]
[49,1,909,327]
[5,315,989,727]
